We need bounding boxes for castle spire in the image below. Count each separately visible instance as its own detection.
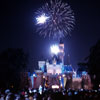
[66,54,71,65]
[58,39,65,64]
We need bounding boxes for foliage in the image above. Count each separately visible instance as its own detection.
[0,48,28,89]
[87,40,100,89]
[77,40,100,89]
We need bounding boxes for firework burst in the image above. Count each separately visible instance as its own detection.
[35,0,75,39]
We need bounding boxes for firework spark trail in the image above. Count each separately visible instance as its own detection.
[35,0,75,39]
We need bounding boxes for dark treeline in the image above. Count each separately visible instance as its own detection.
[0,48,28,90]
[77,40,100,89]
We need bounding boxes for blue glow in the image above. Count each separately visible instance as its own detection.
[82,71,87,75]
[30,76,34,88]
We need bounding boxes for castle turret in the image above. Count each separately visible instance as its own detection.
[58,39,65,64]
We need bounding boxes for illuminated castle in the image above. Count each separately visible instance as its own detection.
[28,41,92,90]
[38,40,73,75]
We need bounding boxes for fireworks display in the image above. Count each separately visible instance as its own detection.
[36,13,49,24]
[35,0,75,39]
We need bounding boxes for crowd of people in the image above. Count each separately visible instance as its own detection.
[0,88,100,100]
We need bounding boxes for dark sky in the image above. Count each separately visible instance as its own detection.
[0,0,100,70]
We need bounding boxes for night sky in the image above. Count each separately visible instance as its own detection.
[0,0,100,70]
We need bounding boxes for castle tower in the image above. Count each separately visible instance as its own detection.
[58,39,65,64]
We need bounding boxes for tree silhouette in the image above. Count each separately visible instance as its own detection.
[77,40,100,89]
[0,48,28,89]
[87,40,100,89]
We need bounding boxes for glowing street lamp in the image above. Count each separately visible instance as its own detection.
[36,13,49,24]
[50,45,59,55]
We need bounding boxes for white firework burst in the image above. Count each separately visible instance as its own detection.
[35,0,75,39]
